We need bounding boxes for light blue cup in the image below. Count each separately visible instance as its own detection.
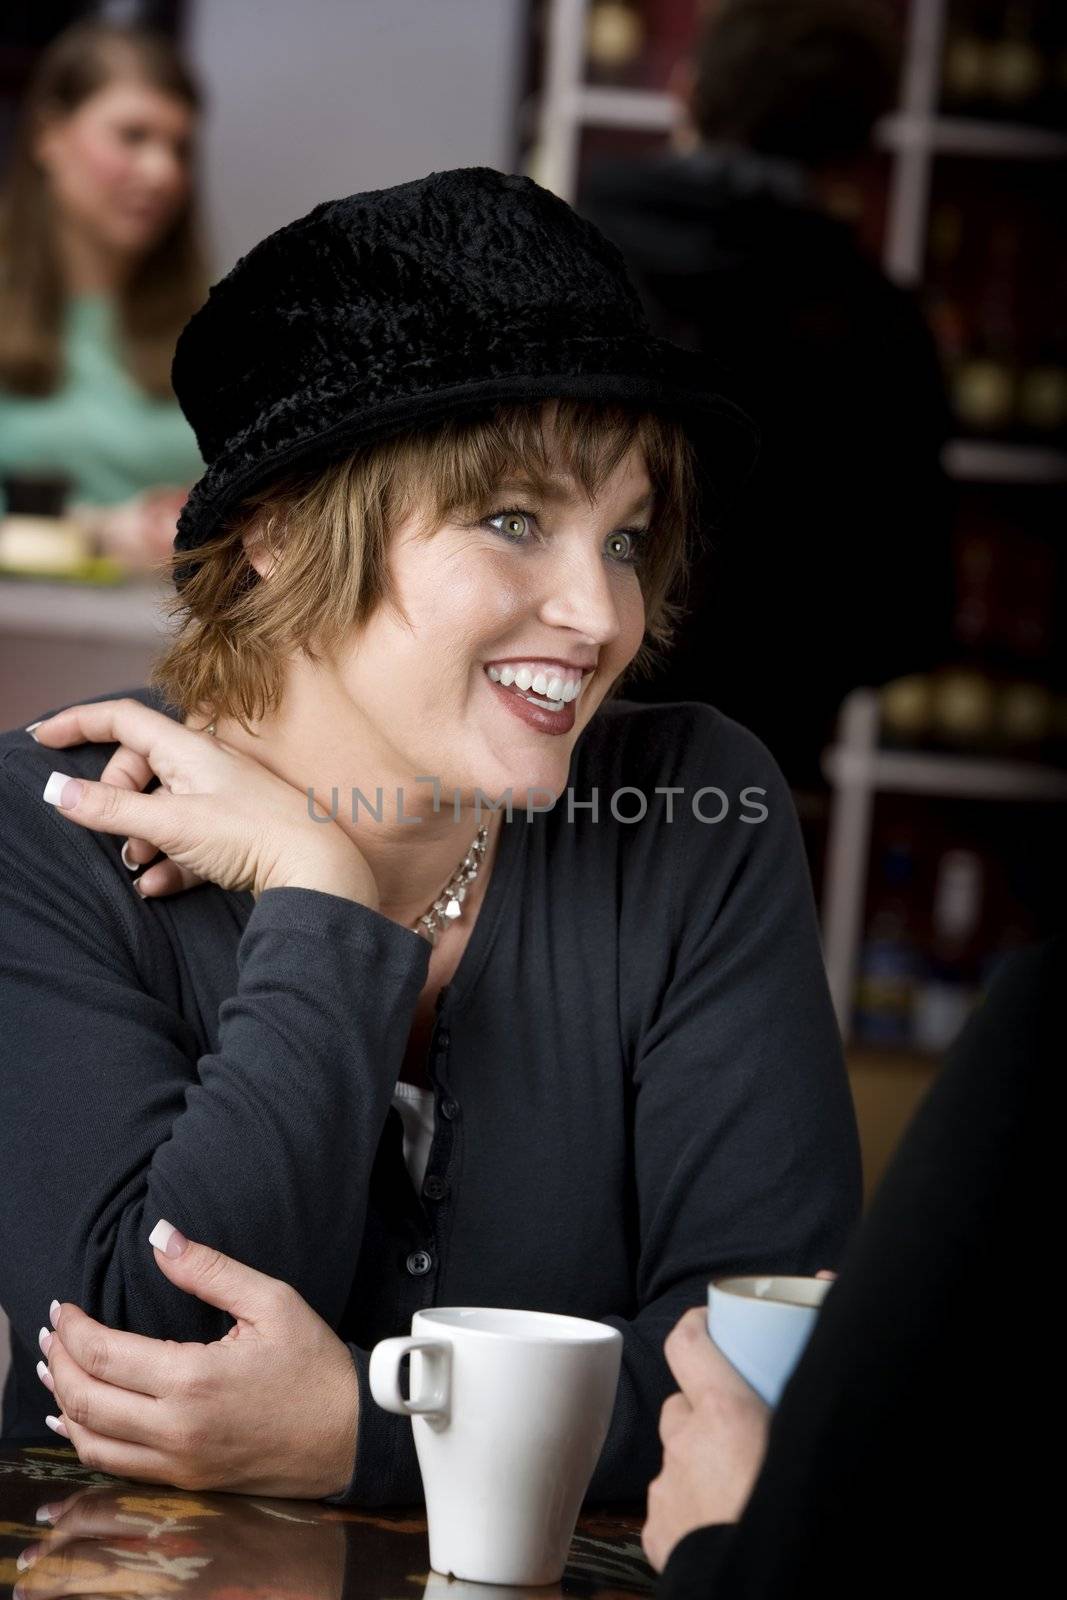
[707,1275,831,1407]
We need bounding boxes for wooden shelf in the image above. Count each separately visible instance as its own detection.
[878,112,1067,159]
[822,744,1067,802]
[942,439,1067,483]
[573,85,676,131]
[847,1045,944,1074]
[846,1046,942,1201]
[0,577,170,645]
[558,93,1067,160]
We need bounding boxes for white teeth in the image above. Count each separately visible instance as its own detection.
[484,663,588,703]
[523,694,566,712]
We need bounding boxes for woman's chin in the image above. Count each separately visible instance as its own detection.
[442,752,574,818]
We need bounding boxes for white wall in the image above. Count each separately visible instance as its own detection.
[188,0,528,275]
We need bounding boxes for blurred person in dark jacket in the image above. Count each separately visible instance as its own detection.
[582,0,955,790]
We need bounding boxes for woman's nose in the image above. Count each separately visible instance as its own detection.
[139,142,185,195]
[537,544,623,645]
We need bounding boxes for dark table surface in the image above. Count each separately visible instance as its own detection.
[0,1446,654,1600]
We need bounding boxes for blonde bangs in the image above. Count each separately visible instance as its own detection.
[154,401,697,727]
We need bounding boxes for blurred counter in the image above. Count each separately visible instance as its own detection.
[0,577,170,729]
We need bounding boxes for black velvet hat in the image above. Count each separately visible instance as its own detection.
[171,166,758,578]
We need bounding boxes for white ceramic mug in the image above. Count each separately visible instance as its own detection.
[707,1275,831,1407]
[369,1307,623,1585]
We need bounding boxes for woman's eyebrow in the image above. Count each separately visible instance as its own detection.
[490,474,571,503]
[621,489,654,522]
[489,478,655,521]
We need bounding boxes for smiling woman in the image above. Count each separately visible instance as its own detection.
[0,167,861,1505]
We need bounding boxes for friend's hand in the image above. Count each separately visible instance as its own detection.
[641,1307,771,1574]
[37,1223,360,1500]
[31,698,378,904]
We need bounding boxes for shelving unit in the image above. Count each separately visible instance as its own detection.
[819,687,1067,1033]
[538,1,1066,1052]
[537,0,1067,492]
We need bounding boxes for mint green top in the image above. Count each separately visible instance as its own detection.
[0,294,203,507]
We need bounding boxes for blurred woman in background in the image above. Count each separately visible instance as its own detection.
[0,18,207,568]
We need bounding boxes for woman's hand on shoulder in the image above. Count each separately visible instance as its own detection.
[30,697,378,906]
[39,1223,360,1500]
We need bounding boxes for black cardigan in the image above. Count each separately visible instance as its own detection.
[659,935,1056,1598]
[0,690,860,1503]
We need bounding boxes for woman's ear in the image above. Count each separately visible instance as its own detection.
[241,521,277,581]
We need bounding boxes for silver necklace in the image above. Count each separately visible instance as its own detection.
[413,825,489,946]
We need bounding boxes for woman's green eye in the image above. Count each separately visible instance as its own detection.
[488,511,532,541]
[607,529,646,565]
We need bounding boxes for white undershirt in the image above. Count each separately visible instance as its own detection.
[391,1081,436,1192]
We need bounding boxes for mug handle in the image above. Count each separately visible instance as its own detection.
[369,1337,451,1418]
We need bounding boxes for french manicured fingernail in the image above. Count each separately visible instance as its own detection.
[25,721,42,740]
[38,1327,52,1356]
[149,1218,188,1257]
[36,1360,55,1393]
[45,1414,69,1437]
[43,772,83,809]
[49,1300,61,1329]
[121,840,138,871]
[35,1503,59,1524]
[16,1544,38,1569]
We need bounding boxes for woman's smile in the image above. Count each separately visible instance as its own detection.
[479,661,586,736]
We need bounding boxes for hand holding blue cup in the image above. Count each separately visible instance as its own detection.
[707,1275,833,1406]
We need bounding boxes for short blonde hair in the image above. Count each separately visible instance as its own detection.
[155,400,697,725]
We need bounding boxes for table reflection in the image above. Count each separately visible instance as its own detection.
[0,1447,653,1600]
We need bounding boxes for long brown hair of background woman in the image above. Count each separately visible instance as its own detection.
[0,19,208,400]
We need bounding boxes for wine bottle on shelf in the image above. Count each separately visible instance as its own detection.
[1051,9,1067,129]
[952,224,1021,437]
[912,849,985,1054]
[941,2,991,116]
[1017,310,1067,443]
[879,674,935,751]
[951,526,998,660]
[585,0,645,86]
[925,203,968,382]
[929,668,998,755]
[986,1,1045,121]
[853,837,922,1048]
[996,679,1055,758]
[1001,530,1058,671]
